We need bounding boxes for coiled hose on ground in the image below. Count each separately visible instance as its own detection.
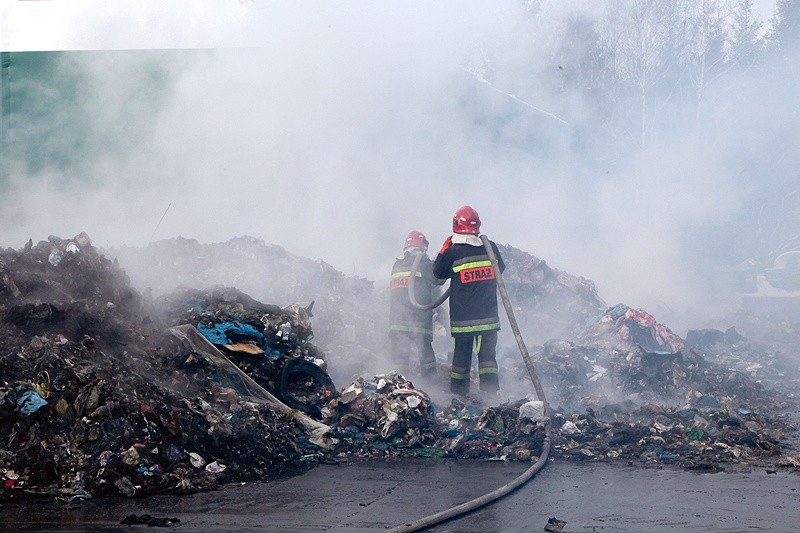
[387,235,552,533]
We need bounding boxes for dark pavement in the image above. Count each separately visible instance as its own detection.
[3,459,799,532]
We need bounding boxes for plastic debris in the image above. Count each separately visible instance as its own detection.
[544,517,567,533]
[16,390,48,415]
[120,514,181,527]
[519,400,545,421]
[114,476,137,497]
[205,461,227,473]
[580,303,684,354]
[188,453,205,469]
[48,248,62,266]
[121,446,141,466]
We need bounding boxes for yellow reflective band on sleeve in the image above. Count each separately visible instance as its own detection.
[452,260,493,273]
[450,371,470,380]
[478,367,498,375]
[390,325,434,335]
[391,271,422,279]
[451,322,501,334]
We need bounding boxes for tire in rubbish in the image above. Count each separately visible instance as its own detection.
[278,357,336,415]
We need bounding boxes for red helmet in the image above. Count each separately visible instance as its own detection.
[404,230,429,251]
[453,205,481,234]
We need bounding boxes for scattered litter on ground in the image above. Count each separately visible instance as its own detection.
[544,516,567,533]
[120,514,181,527]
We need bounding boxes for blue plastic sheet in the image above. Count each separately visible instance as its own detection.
[197,321,264,345]
[17,390,48,415]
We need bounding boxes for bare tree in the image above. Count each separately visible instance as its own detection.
[767,0,800,54]
[602,0,683,147]
[727,0,764,66]
[682,0,733,120]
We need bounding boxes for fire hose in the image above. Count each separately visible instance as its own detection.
[407,251,450,310]
[388,235,551,533]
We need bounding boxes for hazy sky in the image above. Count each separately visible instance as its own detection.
[0,0,789,332]
[0,1,779,52]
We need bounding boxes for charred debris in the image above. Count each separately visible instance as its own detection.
[0,235,798,501]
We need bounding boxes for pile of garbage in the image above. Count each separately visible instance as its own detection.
[0,236,316,501]
[323,372,549,462]
[326,372,439,454]
[2,233,798,502]
[320,368,789,470]
[498,303,770,408]
[110,236,374,309]
[579,304,684,354]
[155,287,337,416]
[323,363,790,470]
[687,312,800,399]
[110,237,383,387]
[552,399,786,469]
[432,397,548,461]
[500,244,606,342]
[482,301,795,469]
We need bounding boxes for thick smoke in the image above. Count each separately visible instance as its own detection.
[1,0,796,336]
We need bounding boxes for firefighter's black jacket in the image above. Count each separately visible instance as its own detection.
[389,251,438,336]
[433,237,505,336]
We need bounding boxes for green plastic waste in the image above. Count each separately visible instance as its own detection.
[687,427,705,441]
[414,447,446,458]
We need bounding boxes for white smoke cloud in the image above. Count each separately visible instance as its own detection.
[0,0,792,337]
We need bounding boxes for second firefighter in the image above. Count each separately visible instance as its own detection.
[389,230,442,377]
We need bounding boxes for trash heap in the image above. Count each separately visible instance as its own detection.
[496,303,798,469]
[552,400,785,470]
[579,303,685,354]
[685,316,800,398]
[0,236,315,501]
[110,237,383,388]
[1,233,798,502]
[155,287,337,416]
[326,373,439,455]
[323,360,789,470]
[324,373,549,462]
[431,398,548,461]
[502,304,762,408]
[110,236,373,308]
[499,244,607,341]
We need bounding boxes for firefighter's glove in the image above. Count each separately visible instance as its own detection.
[438,236,453,255]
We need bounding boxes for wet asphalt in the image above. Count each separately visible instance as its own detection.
[3,459,799,532]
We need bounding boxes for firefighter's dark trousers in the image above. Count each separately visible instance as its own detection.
[450,331,499,395]
[390,332,437,376]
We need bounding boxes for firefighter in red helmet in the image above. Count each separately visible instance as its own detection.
[389,230,442,377]
[433,206,505,395]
